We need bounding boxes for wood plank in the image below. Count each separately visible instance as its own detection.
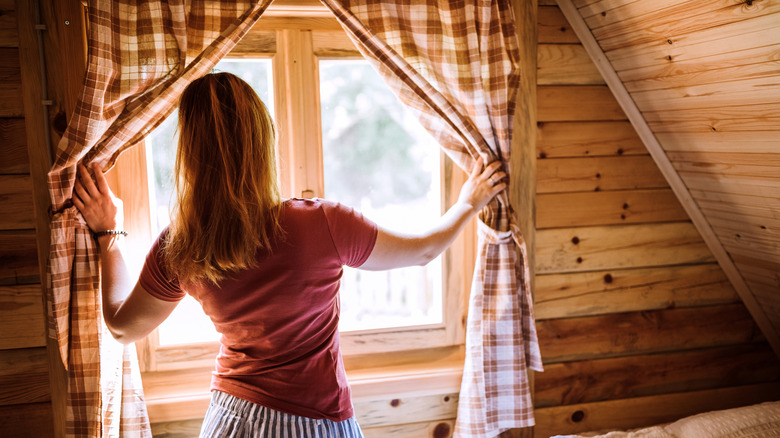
[229,29,276,57]
[536,188,687,228]
[150,418,203,438]
[625,59,780,94]
[591,0,780,53]
[0,347,50,405]
[680,171,780,198]
[605,11,780,64]
[0,230,39,285]
[538,44,603,85]
[534,382,780,438]
[668,150,780,172]
[535,264,738,320]
[537,155,668,193]
[535,343,780,408]
[0,82,22,116]
[0,402,54,438]
[617,42,780,83]
[0,174,35,229]
[536,121,646,158]
[0,1,17,48]
[655,131,780,154]
[537,85,625,121]
[643,101,780,125]
[0,118,27,174]
[361,419,456,438]
[557,0,780,359]
[648,114,780,136]
[0,283,45,350]
[537,304,759,363]
[574,0,643,20]
[631,76,780,113]
[355,393,458,428]
[538,5,579,44]
[312,30,360,57]
[536,222,714,274]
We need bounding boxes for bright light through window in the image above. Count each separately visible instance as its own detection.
[319,60,443,331]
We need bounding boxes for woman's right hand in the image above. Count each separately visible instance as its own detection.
[457,158,507,213]
[72,162,124,234]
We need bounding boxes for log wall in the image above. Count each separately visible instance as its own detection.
[532,3,780,436]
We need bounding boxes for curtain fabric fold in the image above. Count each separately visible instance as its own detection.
[46,1,271,435]
[320,1,543,436]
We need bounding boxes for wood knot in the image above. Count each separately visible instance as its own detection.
[576,257,583,264]
[433,422,452,438]
[571,410,586,423]
[571,236,580,245]
[595,173,601,179]
[539,152,547,159]
[390,399,400,407]
[604,273,613,283]
[622,203,629,210]
[617,148,624,155]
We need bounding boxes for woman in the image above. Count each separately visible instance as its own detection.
[73,72,506,437]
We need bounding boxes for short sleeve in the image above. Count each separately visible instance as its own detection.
[138,229,186,302]
[320,200,378,268]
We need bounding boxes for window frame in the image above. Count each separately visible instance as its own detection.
[108,12,476,376]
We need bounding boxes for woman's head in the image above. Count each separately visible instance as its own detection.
[166,72,282,284]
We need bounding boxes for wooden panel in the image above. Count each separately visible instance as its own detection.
[590,1,780,53]
[312,30,360,57]
[355,393,458,429]
[538,5,578,44]
[644,102,780,134]
[537,86,625,121]
[668,150,780,175]
[0,347,50,405]
[625,59,780,94]
[535,264,738,320]
[536,121,646,158]
[535,343,780,408]
[609,20,780,74]
[537,156,668,193]
[0,284,46,350]
[0,174,34,229]
[534,382,780,438]
[617,42,780,84]
[229,29,276,56]
[537,304,758,363]
[150,418,203,438]
[0,230,39,285]
[0,0,17,48]
[0,82,22,116]
[537,188,687,228]
[605,11,780,64]
[536,222,714,274]
[656,131,780,154]
[0,402,54,438]
[680,171,780,199]
[362,419,456,438]
[538,44,603,85]
[631,76,780,113]
[0,118,26,174]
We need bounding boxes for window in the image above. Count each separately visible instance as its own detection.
[109,11,475,374]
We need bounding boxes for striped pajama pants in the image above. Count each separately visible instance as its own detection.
[199,390,365,438]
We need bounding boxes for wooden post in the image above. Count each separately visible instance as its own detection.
[505,0,538,437]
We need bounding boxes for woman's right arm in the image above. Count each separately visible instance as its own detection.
[359,159,506,271]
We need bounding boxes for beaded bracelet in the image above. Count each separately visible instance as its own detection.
[94,230,128,238]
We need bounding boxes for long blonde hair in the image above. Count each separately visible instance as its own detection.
[164,72,282,284]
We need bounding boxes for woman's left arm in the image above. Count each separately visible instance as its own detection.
[73,163,178,344]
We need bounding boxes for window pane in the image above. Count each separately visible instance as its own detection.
[147,59,273,346]
[319,60,443,332]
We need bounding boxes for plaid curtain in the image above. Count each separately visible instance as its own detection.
[46,1,271,436]
[320,1,543,436]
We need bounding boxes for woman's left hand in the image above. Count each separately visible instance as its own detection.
[72,162,124,232]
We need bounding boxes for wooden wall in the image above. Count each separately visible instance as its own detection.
[0,0,54,435]
[531,2,780,436]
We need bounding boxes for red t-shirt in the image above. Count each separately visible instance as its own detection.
[139,198,378,421]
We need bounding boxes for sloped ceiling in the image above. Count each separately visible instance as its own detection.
[555,0,780,356]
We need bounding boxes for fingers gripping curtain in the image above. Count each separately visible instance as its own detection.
[320,1,543,436]
[46,1,271,435]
